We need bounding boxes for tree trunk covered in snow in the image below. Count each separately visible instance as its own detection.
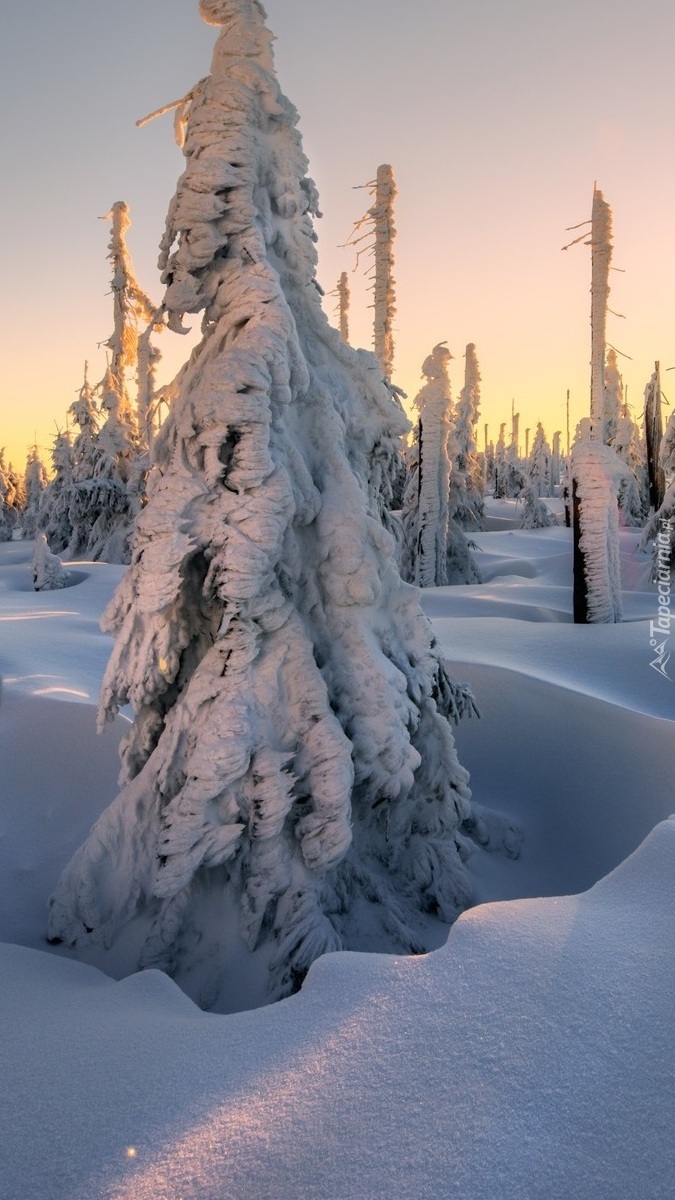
[590,187,612,441]
[572,441,625,623]
[48,0,476,1012]
[371,164,396,383]
[337,271,349,344]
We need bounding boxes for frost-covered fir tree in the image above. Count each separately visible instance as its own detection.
[493,423,508,497]
[640,405,675,570]
[66,366,105,558]
[49,0,479,1012]
[39,431,75,553]
[611,400,648,528]
[401,345,481,586]
[452,344,485,530]
[400,344,453,586]
[528,423,552,497]
[644,363,665,514]
[22,446,49,539]
[31,533,68,591]
[0,451,21,540]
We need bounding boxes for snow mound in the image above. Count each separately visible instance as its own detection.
[1,819,674,1200]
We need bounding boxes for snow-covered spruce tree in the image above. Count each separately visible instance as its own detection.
[66,365,106,558]
[644,363,665,514]
[400,344,452,586]
[31,532,68,591]
[452,343,485,530]
[612,407,648,528]
[640,405,675,570]
[22,446,49,539]
[401,346,481,586]
[39,431,74,553]
[0,451,21,540]
[491,423,506,497]
[48,0,478,1012]
[528,422,552,497]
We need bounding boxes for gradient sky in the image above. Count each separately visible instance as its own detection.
[2,0,675,472]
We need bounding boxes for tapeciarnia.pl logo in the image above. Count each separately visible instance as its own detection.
[649,517,673,680]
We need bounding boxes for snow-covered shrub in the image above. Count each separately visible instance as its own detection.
[49,0,477,1012]
[520,483,556,529]
[31,532,68,591]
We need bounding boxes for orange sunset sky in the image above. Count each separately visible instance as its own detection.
[2,0,675,472]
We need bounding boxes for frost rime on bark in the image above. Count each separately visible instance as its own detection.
[572,440,626,622]
[371,164,397,383]
[48,0,475,1012]
[590,187,612,439]
[337,271,349,344]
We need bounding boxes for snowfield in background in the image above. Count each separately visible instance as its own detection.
[1,508,674,1200]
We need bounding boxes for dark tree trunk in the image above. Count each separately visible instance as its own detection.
[572,476,589,623]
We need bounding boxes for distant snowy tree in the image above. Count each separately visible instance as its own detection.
[640,406,675,570]
[22,446,49,539]
[401,344,481,586]
[39,431,74,553]
[612,410,648,527]
[493,423,508,497]
[0,451,21,540]
[68,205,161,563]
[528,423,552,497]
[644,364,665,514]
[49,0,479,1013]
[603,348,623,447]
[31,533,68,591]
[103,200,157,438]
[401,344,453,586]
[452,344,485,530]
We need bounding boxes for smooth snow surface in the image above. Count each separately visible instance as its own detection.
[1,517,674,1199]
